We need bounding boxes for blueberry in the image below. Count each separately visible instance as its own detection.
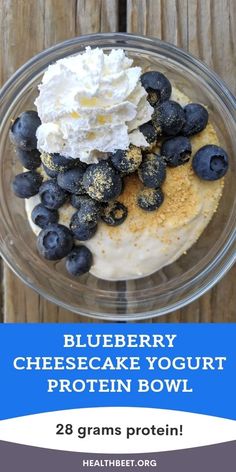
[70,212,98,241]
[192,145,229,181]
[140,71,172,106]
[139,121,158,144]
[9,111,41,151]
[71,194,94,210]
[182,103,209,136]
[137,188,164,211]
[71,194,101,218]
[71,196,100,229]
[70,204,98,229]
[37,224,73,260]
[57,167,85,194]
[83,161,122,202]
[152,100,185,136]
[72,224,97,241]
[66,246,93,276]
[42,163,59,178]
[16,148,41,170]
[161,136,192,167]
[31,203,59,229]
[41,152,79,174]
[101,201,128,226]
[12,171,43,198]
[110,145,142,174]
[39,180,68,209]
[138,153,166,188]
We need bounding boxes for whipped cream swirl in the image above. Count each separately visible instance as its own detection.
[35,47,153,163]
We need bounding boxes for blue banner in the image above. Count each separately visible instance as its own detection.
[0,324,235,420]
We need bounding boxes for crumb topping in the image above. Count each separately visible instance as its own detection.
[140,152,162,177]
[37,120,224,253]
[148,91,159,106]
[87,170,113,200]
[98,122,224,241]
[33,89,225,259]
[126,145,142,167]
[103,202,123,219]
[138,188,158,205]
[41,152,64,172]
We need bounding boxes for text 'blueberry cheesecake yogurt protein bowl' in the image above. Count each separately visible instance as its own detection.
[10,46,229,281]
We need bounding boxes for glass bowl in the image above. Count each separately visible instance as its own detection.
[0,33,236,321]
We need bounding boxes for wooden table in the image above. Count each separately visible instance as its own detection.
[0,0,235,323]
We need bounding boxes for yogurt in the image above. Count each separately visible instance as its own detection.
[29,51,224,281]
[26,89,223,280]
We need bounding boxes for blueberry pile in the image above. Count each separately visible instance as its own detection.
[139,70,229,206]
[10,70,229,277]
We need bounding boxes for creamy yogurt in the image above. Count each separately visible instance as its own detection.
[30,48,224,281]
[26,88,223,280]
[35,47,153,163]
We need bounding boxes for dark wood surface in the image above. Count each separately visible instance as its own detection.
[0,0,235,322]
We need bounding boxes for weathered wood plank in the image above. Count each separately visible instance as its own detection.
[0,0,45,322]
[127,0,236,323]
[179,0,236,323]
[127,0,188,48]
[44,0,77,48]
[1,0,119,322]
[75,0,118,34]
[188,0,236,91]
[0,0,45,85]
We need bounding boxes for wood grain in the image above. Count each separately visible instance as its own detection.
[0,0,119,323]
[75,0,118,34]
[127,0,236,323]
[1,0,235,322]
[127,0,188,48]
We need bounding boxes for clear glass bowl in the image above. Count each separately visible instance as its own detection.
[0,33,236,321]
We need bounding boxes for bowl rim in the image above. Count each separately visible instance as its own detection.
[1,246,235,321]
[1,32,236,103]
[0,32,236,321]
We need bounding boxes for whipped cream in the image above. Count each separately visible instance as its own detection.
[26,87,223,281]
[35,47,153,163]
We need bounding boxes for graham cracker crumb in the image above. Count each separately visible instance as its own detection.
[102,122,224,244]
[88,170,113,201]
[127,145,142,167]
